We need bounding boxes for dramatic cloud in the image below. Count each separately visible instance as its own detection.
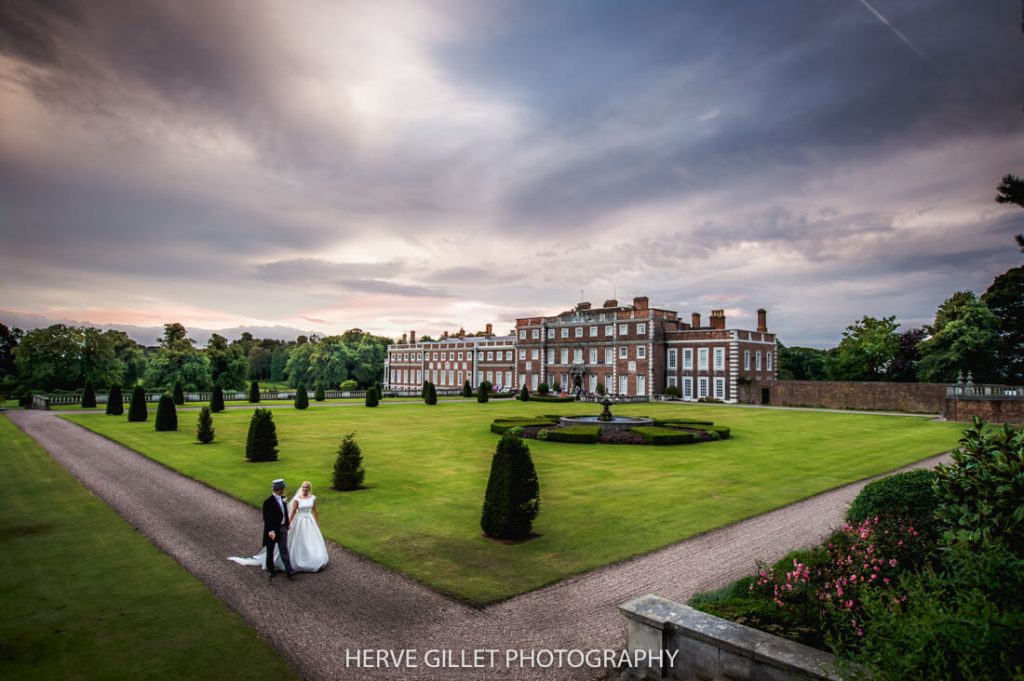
[1,0,1021,346]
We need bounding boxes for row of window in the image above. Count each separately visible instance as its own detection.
[515,346,649,364]
[389,368,514,388]
[665,348,773,372]
[391,349,514,363]
[665,375,727,400]
[519,322,647,341]
[519,373,649,396]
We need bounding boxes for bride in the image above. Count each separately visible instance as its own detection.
[229,481,329,572]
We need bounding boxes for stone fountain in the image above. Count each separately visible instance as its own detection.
[559,396,654,432]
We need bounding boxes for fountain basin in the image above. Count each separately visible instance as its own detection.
[559,415,654,432]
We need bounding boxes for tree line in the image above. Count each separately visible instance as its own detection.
[780,175,1023,385]
[0,322,391,396]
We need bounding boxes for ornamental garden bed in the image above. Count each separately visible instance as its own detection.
[491,416,730,445]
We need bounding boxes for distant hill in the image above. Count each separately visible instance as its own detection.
[0,310,314,347]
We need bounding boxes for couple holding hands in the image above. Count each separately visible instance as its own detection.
[229,478,329,579]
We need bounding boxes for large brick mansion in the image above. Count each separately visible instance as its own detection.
[383,296,777,402]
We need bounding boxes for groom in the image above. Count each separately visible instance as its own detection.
[263,478,296,581]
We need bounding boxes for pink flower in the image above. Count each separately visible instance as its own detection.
[889,559,898,567]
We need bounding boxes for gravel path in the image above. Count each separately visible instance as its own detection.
[7,409,950,681]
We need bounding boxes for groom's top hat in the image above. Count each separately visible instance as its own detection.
[272,478,286,490]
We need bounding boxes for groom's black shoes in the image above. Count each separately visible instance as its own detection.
[286,571,296,580]
[268,570,277,582]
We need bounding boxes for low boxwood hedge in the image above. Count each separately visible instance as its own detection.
[539,425,600,444]
[654,419,714,427]
[490,418,557,434]
[524,395,575,403]
[630,426,700,445]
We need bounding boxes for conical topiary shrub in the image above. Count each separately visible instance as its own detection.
[332,432,364,491]
[295,384,309,409]
[248,380,260,403]
[210,384,225,412]
[314,384,325,402]
[106,384,124,415]
[424,381,437,405]
[245,408,278,462]
[196,406,215,444]
[365,387,379,407]
[155,393,178,431]
[520,385,530,402]
[421,381,429,400]
[128,385,148,422]
[480,432,540,539]
[477,381,489,404]
[82,380,96,408]
[462,380,473,398]
[173,380,185,405]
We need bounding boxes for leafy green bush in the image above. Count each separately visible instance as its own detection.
[664,385,681,398]
[630,426,699,445]
[294,384,309,409]
[544,425,600,443]
[314,384,325,401]
[845,541,1024,680]
[105,384,123,416]
[538,382,549,395]
[934,418,1024,553]
[707,425,731,439]
[245,408,278,462]
[596,381,605,396]
[339,379,358,391]
[519,385,530,402]
[332,432,364,491]
[154,393,177,431]
[477,382,489,403]
[127,385,147,422]
[480,432,540,539]
[248,380,260,403]
[847,469,939,539]
[210,384,225,413]
[172,381,185,405]
[82,380,96,408]
[196,406,215,444]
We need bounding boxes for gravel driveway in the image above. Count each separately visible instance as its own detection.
[7,409,949,680]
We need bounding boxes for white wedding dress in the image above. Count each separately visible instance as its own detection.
[228,495,329,572]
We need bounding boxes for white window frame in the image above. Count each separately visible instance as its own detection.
[767,351,773,371]
[573,349,583,363]
[683,348,693,370]
[486,351,493,361]
[561,327,569,338]
[531,329,539,339]
[605,348,614,364]
[574,327,583,337]
[547,328,555,339]
[744,350,750,370]
[589,348,598,363]
[756,351,762,371]
[589,326,598,337]
[713,347,724,370]
[698,347,709,370]
[547,349,555,364]
[668,348,677,369]
[560,348,569,364]
[518,349,526,360]
[637,323,646,335]
[637,375,646,395]
[531,348,539,360]
[637,345,647,360]
[667,376,678,387]
[698,377,709,398]
[619,375,629,395]
[619,323,628,335]
[714,377,725,399]
[519,330,526,339]
[683,377,693,399]
[619,346,628,359]
[605,324,614,336]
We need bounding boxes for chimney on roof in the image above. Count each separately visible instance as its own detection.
[603,299,618,308]
[410,330,416,344]
[691,312,701,328]
[485,323,493,336]
[442,330,449,340]
[458,327,465,338]
[757,308,768,333]
[710,309,726,330]
[401,333,407,344]
[633,296,649,310]
[577,301,591,311]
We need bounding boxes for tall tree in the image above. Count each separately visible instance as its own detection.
[776,342,831,381]
[917,292,1001,383]
[205,333,247,390]
[247,346,272,380]
[144,323,211,391]
[0,323,23,381]
[270,346,287,383]
[888,328,927,383]
[14,324,126,391]
[982,266,1024,384]
[831,316,900,381]
[995,173,1024,252]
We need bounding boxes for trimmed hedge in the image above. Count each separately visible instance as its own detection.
[491,418,557,435]
[127,385,147,422]
[294,384,309,409]
[245,408,278,462]
[630,426,699,445]
[539,425,600,443]
[848,469,939,535]
[82,380,96,408]
[105,384,124,416]
[210,384,225,412]
[655,419,714,427]
[480,432,540,539]
[525,395,575,403]
[196,406,215,444]
[154,393,177,431]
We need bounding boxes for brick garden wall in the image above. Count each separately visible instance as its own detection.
[740,380,947,414]
[944,398,1024,424]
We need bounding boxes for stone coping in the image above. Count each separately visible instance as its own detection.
[620,594,842,681]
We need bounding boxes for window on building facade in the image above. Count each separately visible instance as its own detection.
[457,352,463,361]
[547,328,554,339]
[713,347,724,370]
[505,371,512,386]
[525,361,532,371]
[620,375,629,395]
[531,348,539,360]
[638,375,646,395]
[589,326,598,337]
[683,377,692,399]
[683,348,693,369]
[767,351,773,371]
[531,329,539,339]
[714,377,725,399]
[619,324,628,335]
[744,350,750,370]
[574,327,583,337]
[574,349,583,363]
[756,351,762,371]
[486,351,493,361]
[667,376,678,387]
[531,374,539,390]
[619,346,628,359]
[519,330,526,339]
[697,348,709,370]
[605,348,614,364]
[441,352,446,360]
[589,348,598,363]
[506,351,513,361]
[637,323,646,335]
[668,348,677,369]
[605,325,613,336]
[698,377,709,398]
[518,349,526,360]
[433,352,438,360]
[560,348,568,364]
[637,345,647,359]
[547,349,554,364]
[561,327,569,338]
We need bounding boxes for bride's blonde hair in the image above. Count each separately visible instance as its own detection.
[299,480,312,497]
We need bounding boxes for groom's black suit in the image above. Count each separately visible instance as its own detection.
[262,492,294,576]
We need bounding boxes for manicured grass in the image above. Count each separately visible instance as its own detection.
[64,402,964,604]
[0,415,297,680]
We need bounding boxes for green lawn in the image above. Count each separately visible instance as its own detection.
[0,415,297,680]
[64,401,964,605]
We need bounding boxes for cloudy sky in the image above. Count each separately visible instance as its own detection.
[1,0,1021,347]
